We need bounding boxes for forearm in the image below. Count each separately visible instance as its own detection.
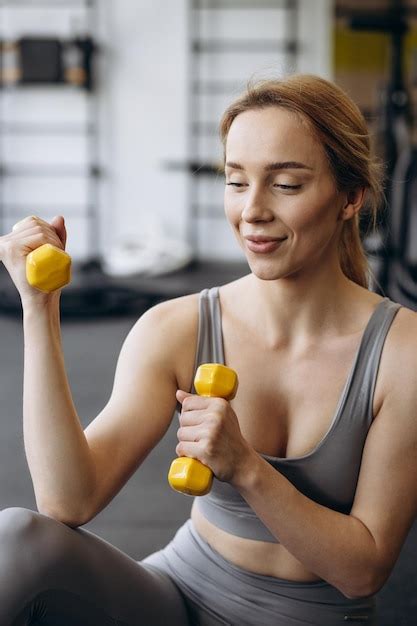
[22,296,96,522]
[233,450,380,598]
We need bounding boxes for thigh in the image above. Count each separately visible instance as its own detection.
[0,508,189,626]
[144,550,229,626]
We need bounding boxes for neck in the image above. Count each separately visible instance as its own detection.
[246,265,367,351]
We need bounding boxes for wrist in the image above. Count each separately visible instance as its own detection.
[22,290,61,316]
[230,444,264,493]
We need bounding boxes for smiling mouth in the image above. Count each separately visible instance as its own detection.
[245,238,287,253]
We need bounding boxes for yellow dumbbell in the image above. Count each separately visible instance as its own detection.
[26,244,72,293]
[168,363,238,496]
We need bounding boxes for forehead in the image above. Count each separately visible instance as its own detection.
[225,107,325,169]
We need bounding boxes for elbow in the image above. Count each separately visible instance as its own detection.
[37,500,92,528]
[341,567,388,600]
[37,507,86,528]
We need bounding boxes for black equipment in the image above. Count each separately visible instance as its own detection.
[349,0,417,309]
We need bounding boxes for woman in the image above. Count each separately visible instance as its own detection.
[0,74,416,626]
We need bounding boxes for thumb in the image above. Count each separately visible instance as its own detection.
[51,215,67,248]
[176,389,193,404]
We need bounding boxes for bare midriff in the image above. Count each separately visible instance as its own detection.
[191,500,321,582]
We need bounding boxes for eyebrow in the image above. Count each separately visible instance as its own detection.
[225,161,313,171]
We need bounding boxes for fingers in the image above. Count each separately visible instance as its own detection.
[175,441,204,459]
[178,394,228,430]
[177,424,203,443]
[51,215,67,248]
[11,215,65,250]
[12,215,55,232]
[18,229,62,252]
[178,392,226,411]
[12,215,41,232]
[178,409,205,427]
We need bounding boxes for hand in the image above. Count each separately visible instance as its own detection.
[0,215,67,306]
[175,389,253,485]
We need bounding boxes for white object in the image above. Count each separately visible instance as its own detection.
[103,231,193,278]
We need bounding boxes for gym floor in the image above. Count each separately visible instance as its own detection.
[0,305,415,625]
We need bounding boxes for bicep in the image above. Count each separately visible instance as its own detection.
[350,373,417,587]
[82,302,186,518]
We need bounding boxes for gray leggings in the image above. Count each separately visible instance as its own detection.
[0,507,377,625]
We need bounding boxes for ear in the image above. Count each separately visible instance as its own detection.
[339,188,366,221]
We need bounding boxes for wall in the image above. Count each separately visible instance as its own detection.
[0,1,105,259]
[108,0,333,262]
[0,0,332,262]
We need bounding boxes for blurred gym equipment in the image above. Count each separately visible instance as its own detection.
[346,0,417,309]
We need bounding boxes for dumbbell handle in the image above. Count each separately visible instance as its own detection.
[168,363,238,496]
[26,243,72,293]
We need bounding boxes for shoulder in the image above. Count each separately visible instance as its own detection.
[381,301,417,364]
[139,291,200,333]
[132,291,202,392]
[377,301,417,407]
[387,300,417,334]
[132,291,201,352]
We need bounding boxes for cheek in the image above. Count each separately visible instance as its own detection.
[224,193,240,225]
[289,192,338,236]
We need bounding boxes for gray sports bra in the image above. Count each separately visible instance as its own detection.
[190,287,402,543]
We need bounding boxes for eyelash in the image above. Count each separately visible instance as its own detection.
[226,182,302,190]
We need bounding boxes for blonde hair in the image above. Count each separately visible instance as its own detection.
[219,74,384,288]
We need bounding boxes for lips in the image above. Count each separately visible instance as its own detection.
[244,236,287,254]
[244,235,287,243]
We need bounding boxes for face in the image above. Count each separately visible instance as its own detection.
[224,106,351,281]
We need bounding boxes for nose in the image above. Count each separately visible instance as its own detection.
[241,186,274,223]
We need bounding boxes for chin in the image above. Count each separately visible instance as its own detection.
[247,261,285,281]
[256,272,284,281]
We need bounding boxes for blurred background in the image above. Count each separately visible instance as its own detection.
[0,1,415,624]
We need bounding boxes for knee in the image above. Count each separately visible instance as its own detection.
[0,508,43,577]
[0,507,68,579]
[0,507,40,543]
[0,507,66,561]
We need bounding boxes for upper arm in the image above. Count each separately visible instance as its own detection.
[82,295,198,521]
[349,307,417,590]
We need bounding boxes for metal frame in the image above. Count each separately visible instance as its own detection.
[0,0,100,261]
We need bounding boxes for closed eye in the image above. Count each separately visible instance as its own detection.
[226,182,302,190]
[274,184,302,190]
